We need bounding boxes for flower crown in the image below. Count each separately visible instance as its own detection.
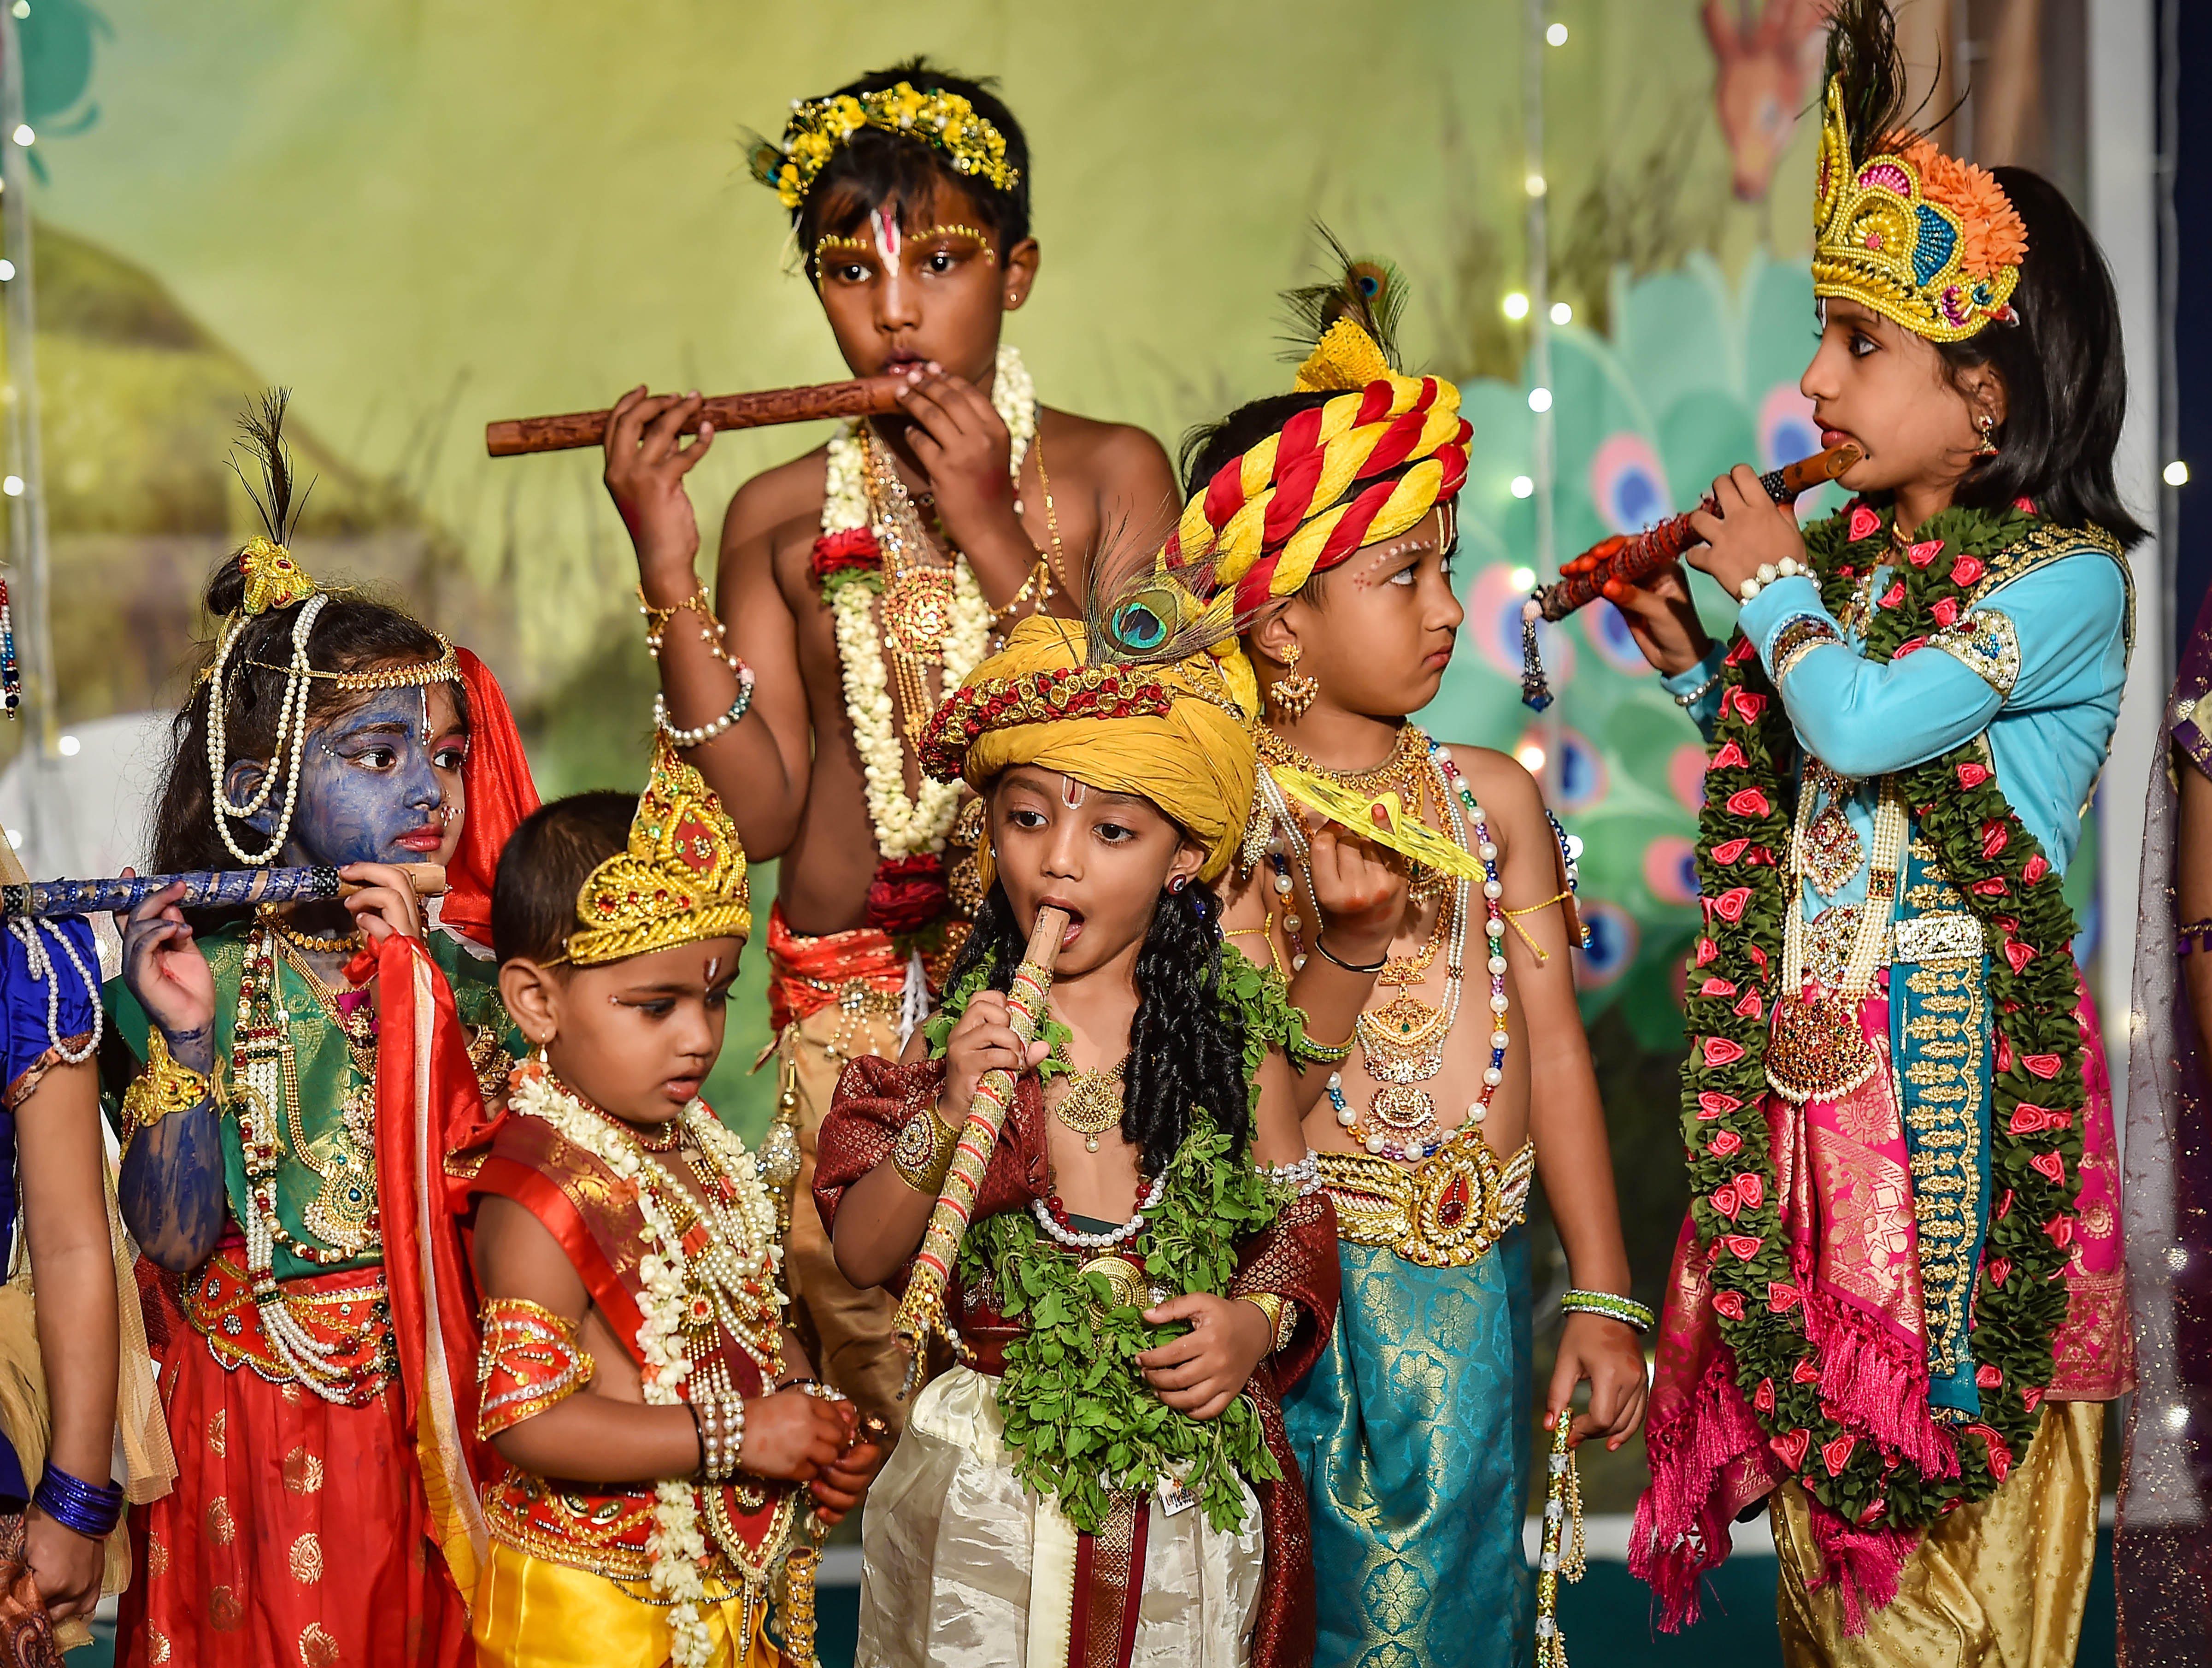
[749,81,1019,212]
[561,735,752,967]
[1811,76,2028,342]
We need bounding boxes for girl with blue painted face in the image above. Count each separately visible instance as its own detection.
[110,401,541,1668]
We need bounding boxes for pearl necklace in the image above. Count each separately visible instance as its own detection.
[1030,1171,1169,1250]
[207,592,328,866]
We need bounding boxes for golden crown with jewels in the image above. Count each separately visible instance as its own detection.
[1811,77,2028,343]
[562,736,751,967]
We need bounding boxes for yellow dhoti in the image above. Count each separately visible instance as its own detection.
[470,1542,778,1668]
[1774,1400,2105,1668]
[859,1365,1265,1668]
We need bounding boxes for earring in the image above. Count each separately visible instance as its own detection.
[1169,876,1188,894]
[1267,641,1320,722]
[1975,414,2000,457]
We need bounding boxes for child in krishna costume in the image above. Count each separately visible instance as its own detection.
[1608,4,2139,1662]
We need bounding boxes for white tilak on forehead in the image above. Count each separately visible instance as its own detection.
[1060,774,1085,809]
[870,207,903,277]
[706,954,722,983]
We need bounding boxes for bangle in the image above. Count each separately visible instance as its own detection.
[1240,1292,1300,1355]
[1734,555,1806,604]
[32,1462,123,1541]
[726,1397,747,1480]
[891,1093,960,1195]
[1671,669,1722,709]
[1290,1027,1354,1065]
[686,1401,707,1478]
[654,663,755,749]
[2180,919,2212,956]
[1560,1289,1655,1333]
[988,553,1055,629]
[1769,615,1844,685]
[1314,931,1387,976]
[121,1029,212,1138]
[695,1395,743,1484]
[640,584,741,671]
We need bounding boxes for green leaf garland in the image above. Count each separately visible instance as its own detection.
[930,943,1303,1534]
[1681,499,2096,1530]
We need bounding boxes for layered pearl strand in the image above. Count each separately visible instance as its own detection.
[1322,734,1512,1161]
[5,918,102,1063]
[207,592,329,865]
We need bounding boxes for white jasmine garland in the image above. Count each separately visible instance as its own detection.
[507,1067,785,1668]
[822,343,1033,859]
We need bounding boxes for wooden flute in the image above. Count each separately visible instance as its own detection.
[485,374,910,457]
[1533,442,1863,622]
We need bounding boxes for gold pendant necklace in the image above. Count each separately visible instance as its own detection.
[1255,722,1448,907]
[1051,1055,1128,1153]
[862,431,960,741]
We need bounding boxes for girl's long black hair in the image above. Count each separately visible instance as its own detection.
[947,877,1250,1179]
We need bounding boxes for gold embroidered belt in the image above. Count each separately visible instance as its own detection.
[183,1246,394,1406]
[1319,1133,1534,1267]
[483,1469,798,1595]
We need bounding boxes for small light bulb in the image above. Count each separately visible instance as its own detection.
[0,261,15,281]
[1546,21,1568,45]
[1528,387,1553,413]
[1510,477,1535,501]
[10,3,28,19]
[1517,744,1548,773]
[1509,565,1537,589]
[2,476,22,497]
[1550,301,1572,325]
[56,734,79,758]
[1525,173,1547,198]
[11,125,32,148]
[2165,459,2190,487]
[1502,291,1530,321]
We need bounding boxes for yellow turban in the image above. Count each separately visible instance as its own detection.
[918,614,1256,883]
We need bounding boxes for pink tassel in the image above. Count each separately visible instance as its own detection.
[1632,1354,1775,1631]
[1801,1295,1959,1477]
[1804,1499,1916,1635]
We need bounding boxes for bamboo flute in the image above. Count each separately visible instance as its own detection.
[485,374,909,457]
[891,903,1071,1397]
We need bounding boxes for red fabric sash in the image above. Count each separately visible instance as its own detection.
[765,902,906,1033]
[438,647,541,949]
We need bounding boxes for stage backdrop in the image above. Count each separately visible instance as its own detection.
[0,0,2111,1517]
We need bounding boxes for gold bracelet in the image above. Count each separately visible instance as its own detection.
[1240,1292,1298,1354]
[121,1030,211,1137]
[890,1095,960,1195]
[988,554,1054,630]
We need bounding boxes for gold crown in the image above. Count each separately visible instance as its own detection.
[563,736,751,967]
[749,81,1019,211]
[1812,77,2027,343]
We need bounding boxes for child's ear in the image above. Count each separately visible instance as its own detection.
[1000,237,1040,312]
[1248,601,1302,673]
[223,757,278,837]
[1168,838,1206,895]
[498,959,563,1049]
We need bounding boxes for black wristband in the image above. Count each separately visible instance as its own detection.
[1314,931,1387,976]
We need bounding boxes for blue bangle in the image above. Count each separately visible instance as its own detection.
[32,1462,124,1541]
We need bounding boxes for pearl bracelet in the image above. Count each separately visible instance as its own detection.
[1735,556,1806,603]
[654,662,756,749]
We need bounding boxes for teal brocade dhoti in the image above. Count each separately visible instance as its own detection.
[1283,1216,1533,1668]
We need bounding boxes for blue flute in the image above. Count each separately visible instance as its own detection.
[1,861,446,920]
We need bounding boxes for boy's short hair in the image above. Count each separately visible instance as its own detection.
[792,59,1031,275]
[491,792,637,966]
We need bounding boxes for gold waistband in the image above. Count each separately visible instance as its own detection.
[1319,1133,1533,1267]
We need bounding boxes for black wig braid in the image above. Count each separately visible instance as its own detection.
[948,878,1252,1179]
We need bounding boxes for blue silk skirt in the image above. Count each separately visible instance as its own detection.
[1282,1226,1532,1668]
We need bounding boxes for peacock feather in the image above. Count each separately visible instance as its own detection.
[226,388,312,547]
[1081,544,1243,671]
[1279,224,1407,373]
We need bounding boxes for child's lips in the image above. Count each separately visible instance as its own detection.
[394,826,444,853]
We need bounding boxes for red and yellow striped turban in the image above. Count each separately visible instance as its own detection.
[1164,319,1471,616]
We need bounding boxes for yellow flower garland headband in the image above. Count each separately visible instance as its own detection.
[748,81,1020,212]
[1811,76,2027,342]
[558,734,752,967]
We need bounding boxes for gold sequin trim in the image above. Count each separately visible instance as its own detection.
[1320,1132,1533,1267]
[1928,607,2021,697]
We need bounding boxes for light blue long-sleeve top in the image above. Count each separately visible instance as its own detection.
[1661,546,2130,923]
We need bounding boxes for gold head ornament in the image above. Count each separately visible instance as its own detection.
[749,80,1019,212]
[561,735,752,967]
[1811,76,2027,342]
[237,536,316,617]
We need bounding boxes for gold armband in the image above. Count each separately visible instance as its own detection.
[121,1031,211,1138]
[890,1094,960,1195]
[476,1297,595,1439]
[1240,1292,1299,1355]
